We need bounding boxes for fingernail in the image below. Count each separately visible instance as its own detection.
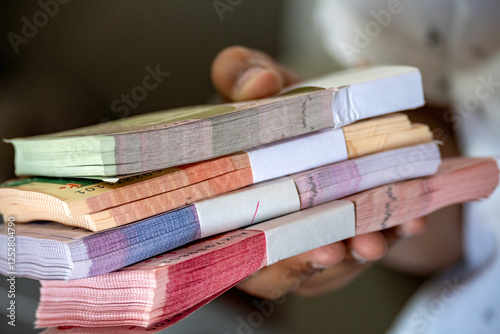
[397,226,413,238]
[307,261,330,274]
[234,66,266,100]
[397,223,421,238]
[308,261,330,271]
[350,249,367,263]
[398,218,426,238]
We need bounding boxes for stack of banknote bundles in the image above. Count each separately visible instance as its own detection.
[0,66,498,332]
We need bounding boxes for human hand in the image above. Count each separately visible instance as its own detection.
[211,46,427,299]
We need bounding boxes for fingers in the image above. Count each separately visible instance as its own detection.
[296,221,428,296]
[383,217,427,246]
[294,232,389,297]
[295,262,371,297]
[211,46,301,102]
[237,220,428,299]
[236,242,345,300]
[236,231,392,299]
[344,231,388,263]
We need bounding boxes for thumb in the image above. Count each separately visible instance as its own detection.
[211,46,300,102]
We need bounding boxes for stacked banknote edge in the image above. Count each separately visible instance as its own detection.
[0,113,432,232]
[34,158,499,331]
[6,66,424,177]
[0,65,497,332]
[0,142,441,280]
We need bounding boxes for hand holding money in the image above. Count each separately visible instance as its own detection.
[211,46,430,298]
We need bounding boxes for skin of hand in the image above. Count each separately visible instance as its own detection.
[210,46,431,299]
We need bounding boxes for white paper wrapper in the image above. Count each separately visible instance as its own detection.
[247,200,355,265]
[196,177,300,238]
[246,128,348,184]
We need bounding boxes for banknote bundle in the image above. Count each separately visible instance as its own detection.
[35,158,500,331]
[2,65,498,332]
[0,113,432,232]
[0,143,441,280]
[6,66,424,177]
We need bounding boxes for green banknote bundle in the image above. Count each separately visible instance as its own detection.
[7,66,424,178]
